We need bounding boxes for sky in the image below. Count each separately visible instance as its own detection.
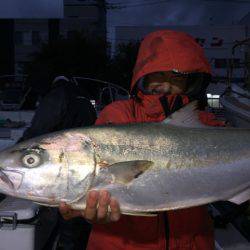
[0,0,249,24]
[107,0,250,27]
[106,0,250,54]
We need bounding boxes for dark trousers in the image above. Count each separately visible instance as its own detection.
[57,213,92,250]
[43,210,92,250]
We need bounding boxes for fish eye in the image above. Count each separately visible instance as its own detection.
[22,152,41,168]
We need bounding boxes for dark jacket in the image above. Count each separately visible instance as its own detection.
[20,81,96,141]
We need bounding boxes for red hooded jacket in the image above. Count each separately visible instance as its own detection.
[87,30,223,250]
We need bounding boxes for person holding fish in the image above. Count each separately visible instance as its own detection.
[60,29,225,249]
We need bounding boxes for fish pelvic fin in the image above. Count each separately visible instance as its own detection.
[103,160,153,185]
[70,201,158,216]
[34,201,58,207]
[69,197,86,210]
[122,211,158,217]
[162,101,209,128]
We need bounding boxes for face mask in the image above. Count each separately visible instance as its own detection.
[159,94,185,117]
[137,90,165,117]
[137,90,189,118]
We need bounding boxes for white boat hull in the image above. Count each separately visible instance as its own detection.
[220,88,250,128]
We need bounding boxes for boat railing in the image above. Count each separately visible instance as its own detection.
[72,76,130,111]
[230,89,250,100]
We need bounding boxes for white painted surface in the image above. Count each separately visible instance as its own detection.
[0,111,34,124]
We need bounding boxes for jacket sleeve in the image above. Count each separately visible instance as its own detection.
[199,111,225,127]
[95,102,130,125]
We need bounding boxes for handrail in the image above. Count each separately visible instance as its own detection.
[228,38,250,88]
[72,76,130,97]
[221,87,250,100]
[230,89,250,100]
[0,75,27,80]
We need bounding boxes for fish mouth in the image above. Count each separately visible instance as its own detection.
[0,168,24,191]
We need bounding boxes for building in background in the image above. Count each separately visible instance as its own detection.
[0,20,15,76]
[113,25,248,82]
[14,0,107,74]
[14,19,49,74]
[239,11,250,26]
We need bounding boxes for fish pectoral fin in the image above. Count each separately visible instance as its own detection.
[228,188,250,205]
[162,101,209,128]
[104,160,153,185]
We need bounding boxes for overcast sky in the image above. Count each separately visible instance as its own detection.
[0,0,249,24]
[106,0,250,53]
[107,0,250,27]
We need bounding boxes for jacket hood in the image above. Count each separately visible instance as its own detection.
[131,30,211,92]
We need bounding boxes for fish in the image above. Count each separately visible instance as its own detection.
[0,102,249,215]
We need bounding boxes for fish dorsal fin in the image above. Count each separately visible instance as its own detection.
[162,101,208,128]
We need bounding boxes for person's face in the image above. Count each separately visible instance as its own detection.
[144,72,187,95]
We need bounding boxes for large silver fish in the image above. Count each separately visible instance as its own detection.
[0,103,249,215]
